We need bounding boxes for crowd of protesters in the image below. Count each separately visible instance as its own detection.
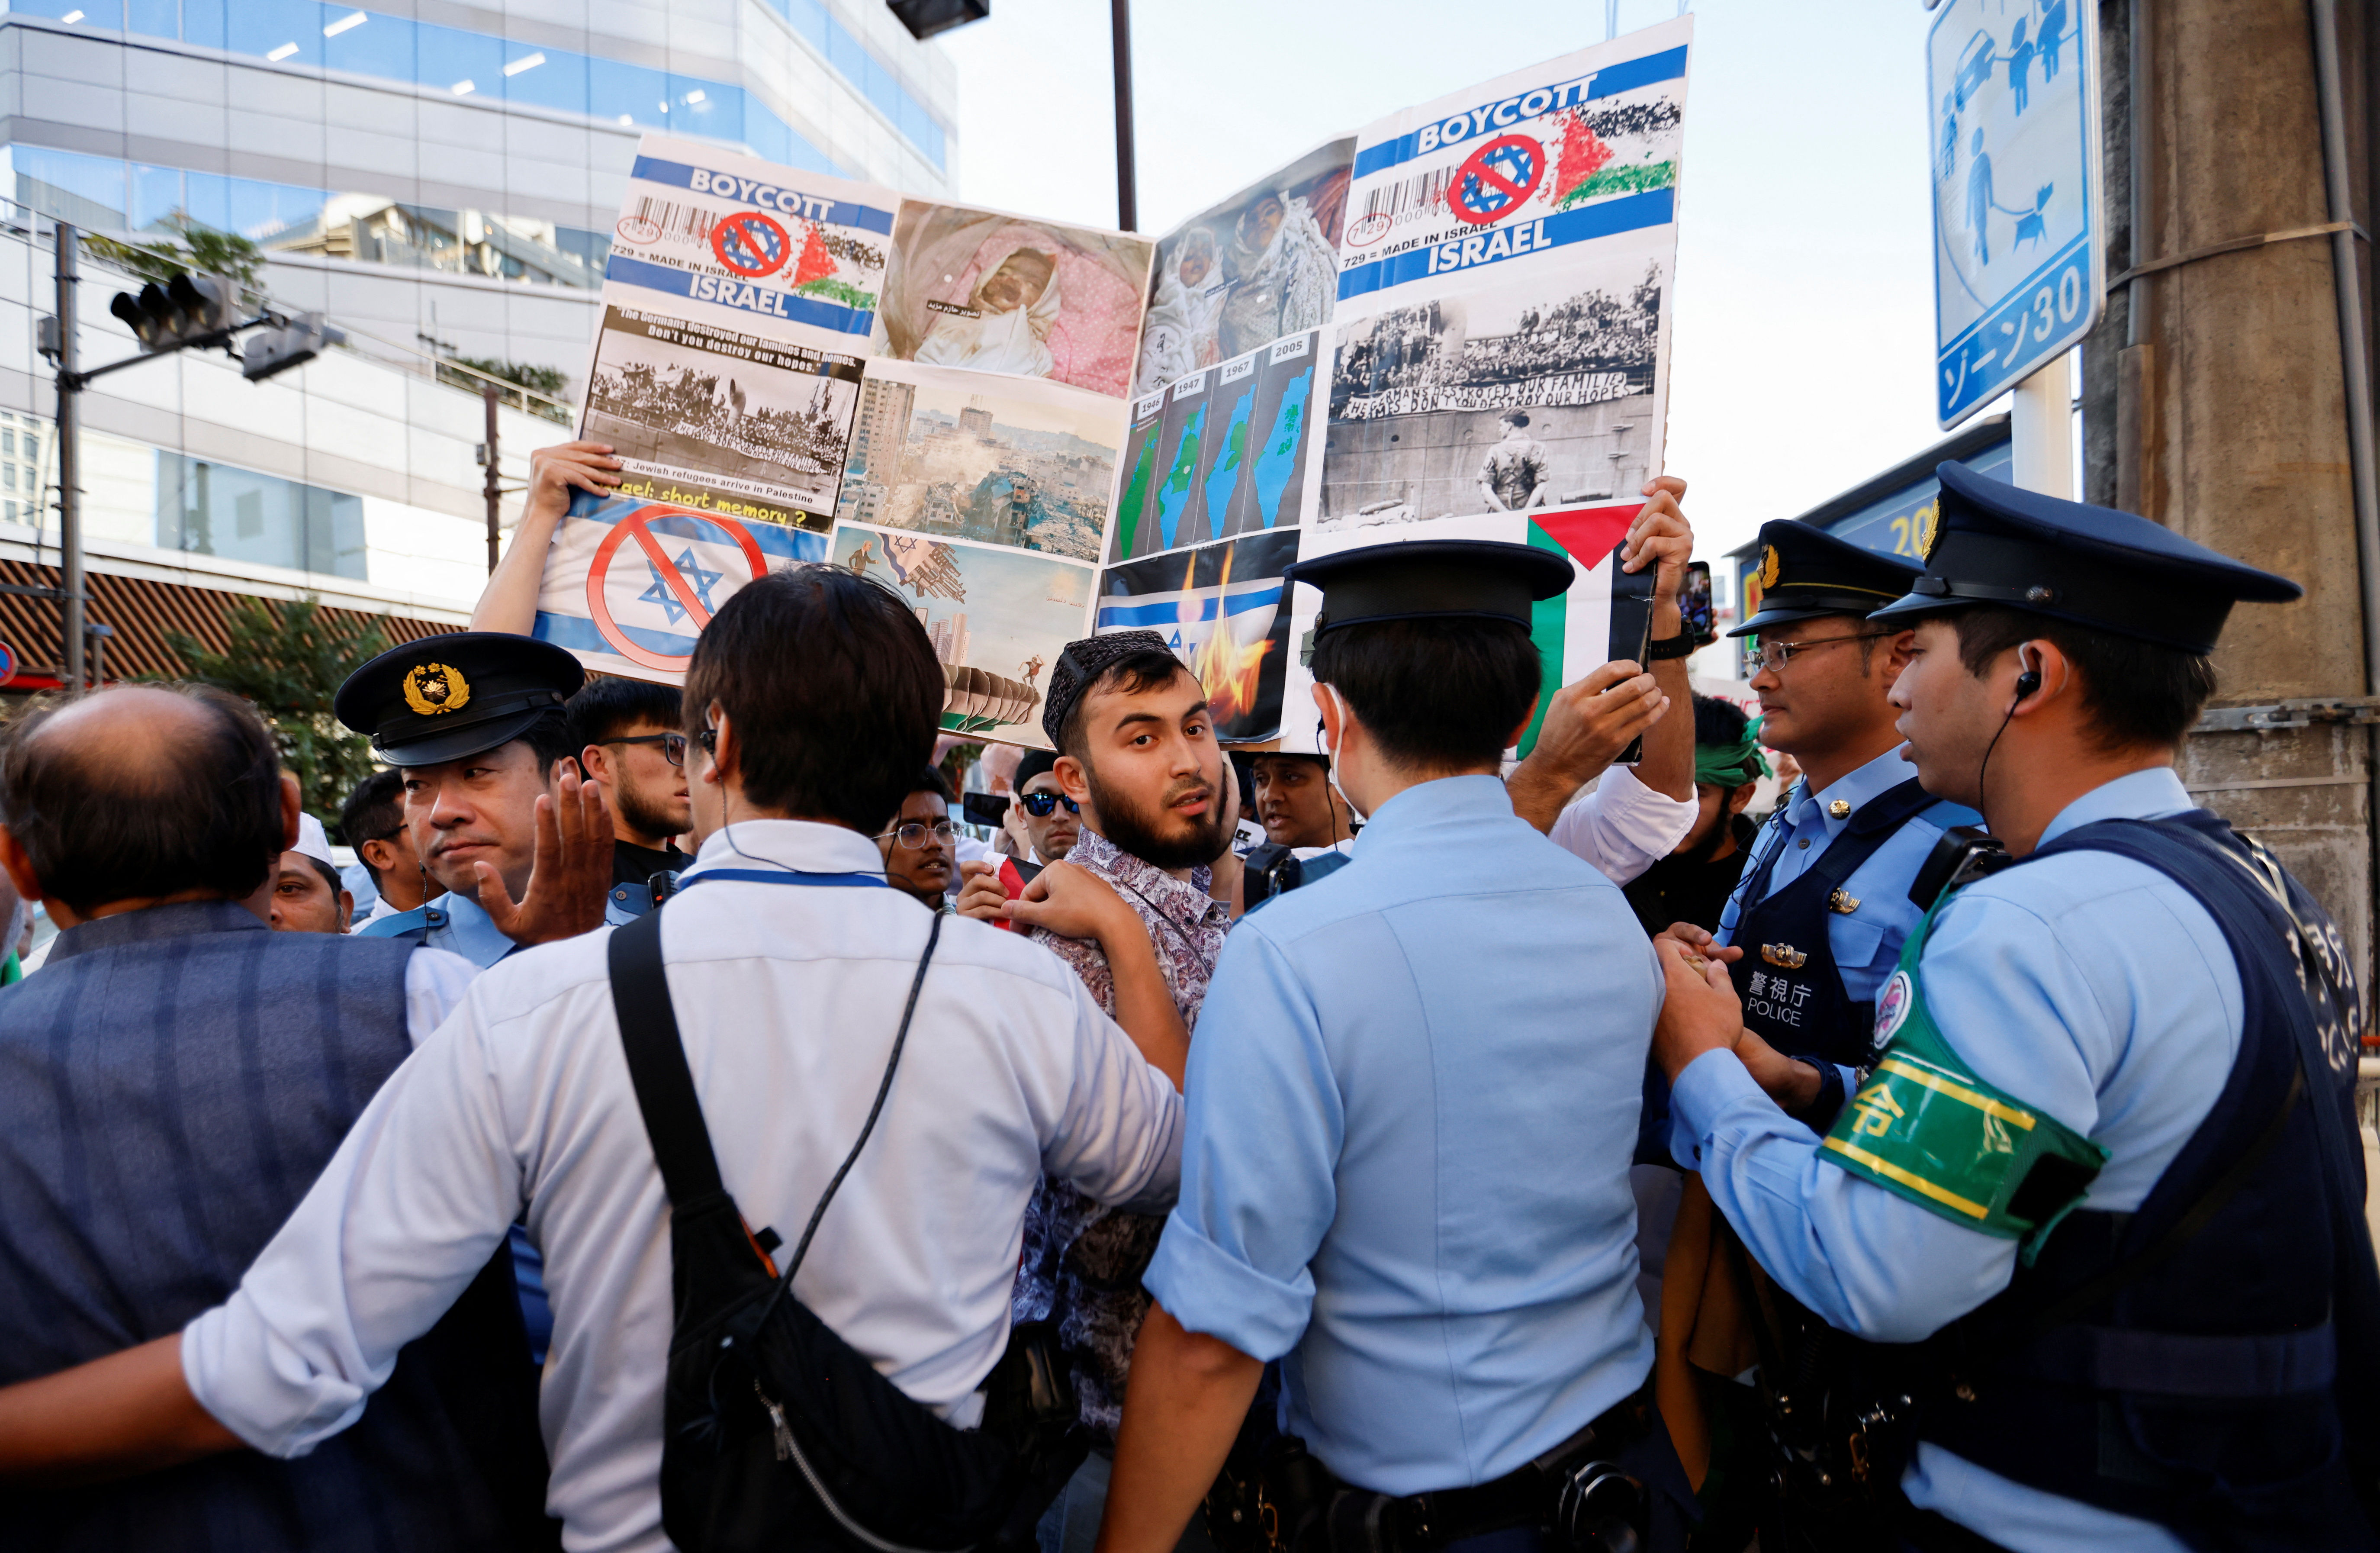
[0,436,2368,1553]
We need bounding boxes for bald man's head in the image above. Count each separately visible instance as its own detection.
[1,683,286,916]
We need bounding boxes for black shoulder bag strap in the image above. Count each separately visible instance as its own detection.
[610,909,729,1212]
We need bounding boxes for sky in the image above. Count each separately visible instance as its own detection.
[939,0,1969,570]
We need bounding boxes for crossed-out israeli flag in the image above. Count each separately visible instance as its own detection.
[533,491,828,684]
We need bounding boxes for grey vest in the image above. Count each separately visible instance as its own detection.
[0,901,557,1553]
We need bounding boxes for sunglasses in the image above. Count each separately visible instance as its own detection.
[877,820,958,850]
[1018,791,1080,817]
[604,732,688,768]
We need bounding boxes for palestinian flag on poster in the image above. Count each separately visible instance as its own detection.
[1518,502,1654,757]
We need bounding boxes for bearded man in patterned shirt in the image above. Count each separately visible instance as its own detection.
[957,630,1239,1553]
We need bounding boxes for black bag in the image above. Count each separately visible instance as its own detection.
[608,908,1070,1553]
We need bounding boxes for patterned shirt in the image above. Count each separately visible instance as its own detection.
[1017,827,1232,1437]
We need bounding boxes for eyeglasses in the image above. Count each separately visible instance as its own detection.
[1742,632,1891,676]
[603,732,688,768]
[1017,791,1080,817]
[877,819,958,849]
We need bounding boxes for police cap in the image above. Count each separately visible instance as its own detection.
[1868,462,2303,653]
[334,631,584,767]
[1286,539,1573,639]
[1726,519,1923,638]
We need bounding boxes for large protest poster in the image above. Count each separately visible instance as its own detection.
[1273,19,1692,755]
[539,140,1143,716]
[1086,140,1355,745]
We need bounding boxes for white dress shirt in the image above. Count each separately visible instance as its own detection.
[402,948,479,1041]
[1545,764,1697,885]
[184,820,1185,1553]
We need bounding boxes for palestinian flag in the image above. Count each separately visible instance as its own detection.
[1518,502,1654,757]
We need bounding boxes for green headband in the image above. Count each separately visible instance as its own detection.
[1695,715,1771,789]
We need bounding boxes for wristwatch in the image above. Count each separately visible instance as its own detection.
[1646,632,1695,661]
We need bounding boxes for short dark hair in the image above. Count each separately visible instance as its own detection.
[1309,619,1541,772]
[1056,648,1191,760]
[910,765,954,804]
[684,568,942,835]
[0,684,285,916]
[568,674,684,748]
[338,767,405,877]
[517,709,580,778]
[1692,694,1750,747]
[1945,605,2218,750]
[1015,748,1060,788]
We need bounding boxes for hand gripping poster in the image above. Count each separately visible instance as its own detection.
[1275,18,1692,755]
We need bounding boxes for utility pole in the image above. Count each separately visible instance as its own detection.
[1110,0,1136,232]
[483,381,503,574]
[2081,0,2380,996]
[52,223,82,692]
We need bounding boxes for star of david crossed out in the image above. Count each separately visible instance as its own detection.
[641,547,724,627]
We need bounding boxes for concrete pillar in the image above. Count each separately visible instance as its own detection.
[2081,0,2376,997]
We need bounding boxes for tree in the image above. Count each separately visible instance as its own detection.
[166,595,390,832]
[85,213,266,296]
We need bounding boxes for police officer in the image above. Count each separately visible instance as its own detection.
[336,632,621,965]
[1673,519,1979,1133]
[1653,464,2378,1551]
[1099,540,1695,1553]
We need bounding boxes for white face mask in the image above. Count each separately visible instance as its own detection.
[1316,683,1369,825]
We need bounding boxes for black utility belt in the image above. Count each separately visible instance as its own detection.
[1263,1387,1654,1553]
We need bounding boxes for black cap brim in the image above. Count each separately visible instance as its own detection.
[372,705,560,767]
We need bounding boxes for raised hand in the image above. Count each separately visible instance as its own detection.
[477,764,614,946]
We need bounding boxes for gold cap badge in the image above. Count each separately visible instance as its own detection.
[1913,498,1942,563]
[1757,545,1781,590]
[402,662,472,716]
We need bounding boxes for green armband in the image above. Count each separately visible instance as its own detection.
[1819,951,2108,1254]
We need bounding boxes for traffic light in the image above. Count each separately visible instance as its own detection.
[106,272,237,352]
[887,0,987,40]
[241,312,346,382]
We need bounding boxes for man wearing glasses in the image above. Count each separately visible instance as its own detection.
[567,677,693,918]
[1680,519,1979,1134]
[877,767,962,911]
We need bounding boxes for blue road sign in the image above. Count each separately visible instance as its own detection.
[1929,0,2103,428]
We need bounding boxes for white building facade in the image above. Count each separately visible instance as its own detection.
[0,0,958,675]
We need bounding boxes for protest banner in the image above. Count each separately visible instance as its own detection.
[1275,17,1693,755]
[540,26,1690,753]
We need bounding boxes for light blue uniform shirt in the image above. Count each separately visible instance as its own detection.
[1671,767,2238,1553]
[353,886,639,966]
[1145,774,1661,1496]
[1715,744,1975,1007]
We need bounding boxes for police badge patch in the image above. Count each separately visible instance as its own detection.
[1873,969,1914,1042]
[402,662,472,716]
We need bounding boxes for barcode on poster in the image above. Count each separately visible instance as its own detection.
[1361,167,1451,223]
[634,197,724,239]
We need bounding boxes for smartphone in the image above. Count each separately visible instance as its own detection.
[961,791,1011,828]
[1610,550,1657,766]
[1681,561,1715,647]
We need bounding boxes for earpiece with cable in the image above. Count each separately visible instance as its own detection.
[2014,645,2043,701]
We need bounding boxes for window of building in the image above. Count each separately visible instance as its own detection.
[155,452,368,580]
[5,0,927,171]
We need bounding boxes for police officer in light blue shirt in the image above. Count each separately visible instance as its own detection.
[1098,538,1701,1553]
[336,631,628,1361]
[1652,464,2378,1553]
[339,632,627,966]
[1685,520,1979,1134]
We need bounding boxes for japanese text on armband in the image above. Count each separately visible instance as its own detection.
[1819,952,2108,1253]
